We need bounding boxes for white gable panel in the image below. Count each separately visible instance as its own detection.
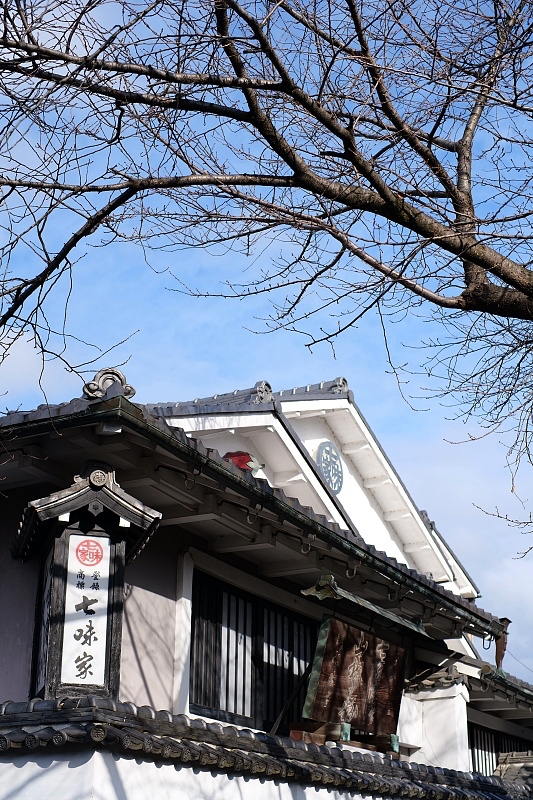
[288,414,408,565]
[165,413,347,527]
[283,400,477,599]
[164,400,477,600]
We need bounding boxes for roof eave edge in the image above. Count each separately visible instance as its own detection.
[1,396,503,639]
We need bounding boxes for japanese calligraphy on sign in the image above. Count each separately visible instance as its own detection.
[60,534,110,686]
[302,617,406,735]
[76,538,104,567]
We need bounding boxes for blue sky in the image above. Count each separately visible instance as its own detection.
[3,238,533,683]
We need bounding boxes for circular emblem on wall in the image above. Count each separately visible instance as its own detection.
[316,441,343,495]
[76,539,104,567]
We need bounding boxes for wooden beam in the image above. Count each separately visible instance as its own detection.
[211,528,276,553]
[161,512,218,526]
[189,548,323,620]
[262,557,321,578]
[404,543,431,553]
[497,708,533,720]
[470,700,516,712]
[272,470,306,487]
[383,510,411,522]
[342,441,371,454]
[467,707,533,742]
[8,448,71,487]
[363,476,392,489]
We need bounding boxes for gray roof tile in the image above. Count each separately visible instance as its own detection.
[0,696,529,798]
[146,377,350,417]
[0,381,504,635]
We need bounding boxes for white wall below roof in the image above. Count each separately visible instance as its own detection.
[173,551,193,714]
[169,407,472,596]
[0,750,367,800]
[0,751,95,800]
[121,539,177,710]
[283,402,478,598]
[289,415,408,564]
[398,685,470,772]
[93,752,362,800]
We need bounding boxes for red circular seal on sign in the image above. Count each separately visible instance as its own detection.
[76,539,104,566]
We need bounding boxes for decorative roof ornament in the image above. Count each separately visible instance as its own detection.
[253,380,273,403]
[223,451,265,476]
[316,440,343,494]
[82,368,136,400]
[331,377,349,394]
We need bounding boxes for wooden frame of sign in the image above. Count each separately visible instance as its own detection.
[15,465,161,701]
[32,524,125,700]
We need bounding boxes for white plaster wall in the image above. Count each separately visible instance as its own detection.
[173,551,194,714]
[0,751,95,800]
[290,416,407,563]
[397,686,470,772]
[121,538,177,710]
[0,751,368,800]
[398,693,424,752]
[93,751,365,800]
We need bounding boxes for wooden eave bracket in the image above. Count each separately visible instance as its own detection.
[302,574,429,637]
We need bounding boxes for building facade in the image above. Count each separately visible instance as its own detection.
[0,371,531,799]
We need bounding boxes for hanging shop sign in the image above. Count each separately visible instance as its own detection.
[303,616,406,735]
[13,464,161,700]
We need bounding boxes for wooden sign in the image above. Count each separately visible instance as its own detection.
[19,466,161,700]
[302,617,406,735]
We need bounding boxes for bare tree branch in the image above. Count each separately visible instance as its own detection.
[1,0,533,461]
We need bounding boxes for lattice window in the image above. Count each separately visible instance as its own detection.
[190,570,317,732]
[468,723,532,776]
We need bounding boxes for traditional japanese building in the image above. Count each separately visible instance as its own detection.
[0,370,531,799]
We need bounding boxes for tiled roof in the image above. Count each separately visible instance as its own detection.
[138,421,503,635]
[146,377,350,417]
[275,376,350,400]
[0,385,504,638]
[406,665,464,692]
[0,696,529,799]
[147,379,275,416]
[1,395,94,426]
[497,671,533,700]
[496,753,533,786]
[146,377,482,599]
[471,666,533,704]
